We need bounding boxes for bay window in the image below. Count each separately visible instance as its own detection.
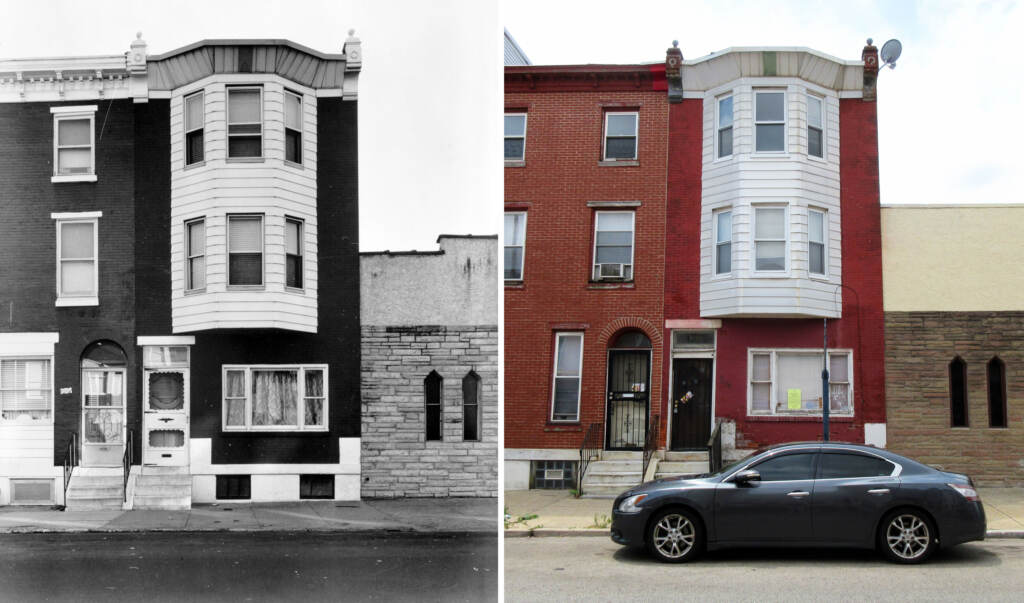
[185,91,205,165]
[808,209,826,276]
[284,91,303,164]
[754,206,787,272]
[186,218,206,291]
[227,87,262,158]
[285,217,304,289]
[748,349,853,416]
[714,209,732,275]
[807,94,824,158]
[222,365,327,431]
[228,215,263,286]
[717,95,733,158]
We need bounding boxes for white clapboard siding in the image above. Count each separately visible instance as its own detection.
[169,76,322,333]
[0,424,55,475]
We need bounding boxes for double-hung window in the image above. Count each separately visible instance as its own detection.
[223,365,327,431]
[603,112,638,160]
[51,106,97,181]
[714,209,732,275]
[749,349,853,416]
[754,206,787,272]
[0,358,52,421]
[808,209,826,276]
[717,95,733,158]
[551,333,583,422]
[593,211,634,280]
[807,95,824,158]
[284,91,303,164]
[54,214,100,306]
[504,212,526,281]
[185,218,206,291]
[185,91,205,165]
[227,87,262,158]
[754,91,785,152]
[504,113,527,161]
[227,215,263,286]
[285,217,303,289]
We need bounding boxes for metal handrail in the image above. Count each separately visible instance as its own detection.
[122,430,134,503]
[577,422,602,496]
[707,420,723,473]
[62,433,77,507]
[641,414,660,483]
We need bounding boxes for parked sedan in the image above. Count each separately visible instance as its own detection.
[611,442,986,564]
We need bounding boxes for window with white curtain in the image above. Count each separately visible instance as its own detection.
[222,365,327,431]
[0,358,52,421]
[55,217,99,305]
[748,349,853,416]
[227,87,262,158]
[227,215,263,286]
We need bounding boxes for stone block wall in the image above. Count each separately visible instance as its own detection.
[361,325,498,497]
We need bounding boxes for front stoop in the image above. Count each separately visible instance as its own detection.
[65,468,124,510]
[654,451,710,480]
[131,466,191,511]
[581,452,642,498]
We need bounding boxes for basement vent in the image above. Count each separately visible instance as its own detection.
[216,475,251,500]
[299,475,334,500]
[11,479,54,505]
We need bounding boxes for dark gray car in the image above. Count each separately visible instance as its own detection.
[610,442,986,563]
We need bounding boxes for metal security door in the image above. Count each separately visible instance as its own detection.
[605,350,650,450]
[142,369,189,466]
[670,358,712,450]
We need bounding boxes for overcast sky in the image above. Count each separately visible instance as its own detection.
[505,0,1024,206]
[0,0,502,252]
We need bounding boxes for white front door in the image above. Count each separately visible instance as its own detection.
[142,369,189,466]
[81,368,126,467]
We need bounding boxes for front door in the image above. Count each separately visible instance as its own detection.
[670,358,712,450]
[81,368,126,467]
[142,369,189,466]
[605,350,650,450]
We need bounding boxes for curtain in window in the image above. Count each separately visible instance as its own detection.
[225,370,246,427]
[252,370,297,426]
[776,353,822,410]
[304,369,324,426]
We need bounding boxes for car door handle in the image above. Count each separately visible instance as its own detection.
[867,488,890,495]
[787,491,810,498]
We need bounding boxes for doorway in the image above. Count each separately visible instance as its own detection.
[605,331,651,451]
[670,358,713,450]
[80,341,127,467]
[141,345,190,466]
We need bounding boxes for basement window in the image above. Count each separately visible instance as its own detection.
[531,461,575,489]
[216,475,251,500]
[299,475,334,499]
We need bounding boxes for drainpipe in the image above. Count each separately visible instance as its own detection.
[822,318,830,441]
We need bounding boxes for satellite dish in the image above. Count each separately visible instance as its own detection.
[880,39,902,68]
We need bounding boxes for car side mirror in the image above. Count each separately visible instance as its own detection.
[733,469,761,485]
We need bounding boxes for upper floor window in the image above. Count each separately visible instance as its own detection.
[808,209,826,276]
[807,95,824,158]
[504,212,526,281]
[551,333,583,422]
[285,217,304,289]
[717,95,733,158]
[227,87,262,158]
[754,91,785,152]
[504,113,527,161]
[714,209,732,275]
[749,349,853,416]
[754,206,787,272]
[603,112,637,161]
[51,106,96,181]
[223,365,327,432]
[284,91,303,164]
[0,358,52,421]
[186,218,206,291]
[53,212,100,306]
[185,91,205,165]
[593,211,634,281]
[228,215,263,286]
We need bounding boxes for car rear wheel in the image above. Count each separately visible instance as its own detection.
[879,509,937,564]
[646,508,703,563]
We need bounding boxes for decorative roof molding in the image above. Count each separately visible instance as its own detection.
[0,54,132,103]
[505,64,662,93]
[678,47,864,94]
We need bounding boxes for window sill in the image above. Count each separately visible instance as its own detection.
[56,296,98,307]
[226,285,266,291]
[745,414,855,423]
[284,160,305,170]
[504,160,526,168]
[184,288,206,296]
[807,154,828,164]
[587,281,635,290]
[598,160,639,167]
[808,274,830,283]
[712,155,734,164]
[749,153,790,160]
[51,174,97,183]
[183,160,206,171]
[505,280,525,289]
[285,286,306,294]
[226,157,265,163]
[750,271,792,279]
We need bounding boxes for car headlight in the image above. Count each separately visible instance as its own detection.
[618,494,648,513]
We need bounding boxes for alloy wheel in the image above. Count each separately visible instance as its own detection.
[885,513,931,560]
[652,513,696,559]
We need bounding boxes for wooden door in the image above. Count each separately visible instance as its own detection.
[669,358,712,450]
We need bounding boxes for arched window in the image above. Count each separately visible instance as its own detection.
[81,340,127,368]
[462,371,481,442]
[425,371,443,441]
[949,357,968,427]
[609,330,652,349]
[988,357,1007,428]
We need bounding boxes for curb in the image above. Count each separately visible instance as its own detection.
[985,530,1024,539]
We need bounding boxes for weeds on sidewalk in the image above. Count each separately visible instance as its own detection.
[589,513,611,529]
[504,505,542,530]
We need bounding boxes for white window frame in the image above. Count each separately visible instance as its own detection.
[713,208,732,276]
[504,113,527,162]
[504,211,527,282]
[716,94,733,159]
[185,217,205,292]
[221,364,328,432]
[284,90,303,165]
[806,94,824,159]
[752,204,789,275]
[227,214,265,288]
[184,91,205,166]
[51,105,97,183]
[52,212,101,307]
[0,356,54,424]
[754,90,786,153]
[603,111,638,161]
[285,216,304,290]
[226,86,263,159]
[808,208,827,278]
[550,332,584,423]
[747,348,854,417]
[592,210,635,281]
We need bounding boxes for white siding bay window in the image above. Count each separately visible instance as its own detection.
[754,206,787,272]
[754,91,785,152]
[749,349,853,416]
[551,333,583,422]
[223,365,327,431]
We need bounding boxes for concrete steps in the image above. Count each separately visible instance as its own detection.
[132,466,191,510]
[655,451,710,480]
[581,452,643,498]
[65,470,124,510]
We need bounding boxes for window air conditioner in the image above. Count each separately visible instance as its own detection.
[597,263,625,279]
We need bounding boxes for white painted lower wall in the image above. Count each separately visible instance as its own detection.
[0,423,60,505]
[864,422,887,448]
[504,448,579,490]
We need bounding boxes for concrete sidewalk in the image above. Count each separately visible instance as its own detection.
[0,497,499,534]
[504,488,1024,537]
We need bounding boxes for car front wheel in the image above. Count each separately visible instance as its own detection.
[646,508,703,563]
[879,509,938,564]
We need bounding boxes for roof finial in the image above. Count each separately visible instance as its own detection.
[349,29,355,37]
[866,37,873,46]
[672,40,679,48]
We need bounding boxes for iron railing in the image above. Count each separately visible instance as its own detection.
[122,430,134,503]
[577,422,602,495]
[62,433,77,507]
[707,420,723,474]
[641,414,660,483]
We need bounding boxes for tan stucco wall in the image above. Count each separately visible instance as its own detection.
[882,205,1024,311]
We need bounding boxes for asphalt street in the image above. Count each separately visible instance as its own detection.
[0,531,497,602]
[505,537,1024,602]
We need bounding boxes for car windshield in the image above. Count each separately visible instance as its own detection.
[711,447,768,476]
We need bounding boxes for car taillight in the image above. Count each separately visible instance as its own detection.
[948,483,980,502]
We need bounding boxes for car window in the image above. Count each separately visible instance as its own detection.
[818,453,894,479]
[750,452,816,481]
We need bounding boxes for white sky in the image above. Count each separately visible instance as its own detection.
[0,0,502,251]
[505,0,1024,206]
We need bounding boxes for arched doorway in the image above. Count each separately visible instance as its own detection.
[605,330,651,450]
[81,340,127,467]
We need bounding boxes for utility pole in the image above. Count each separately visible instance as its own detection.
[822,318,830,441]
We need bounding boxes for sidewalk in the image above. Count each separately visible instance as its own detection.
[0,497,498,534]
[504,488,1024,537]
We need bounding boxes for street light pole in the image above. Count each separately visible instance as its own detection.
[822,317,830,441]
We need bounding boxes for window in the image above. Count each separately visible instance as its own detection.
[603,112,638,161]
[504,212,527,281]
[807,95,823,158]
[754,206,787,271]
[285,218,303,289]
[988,357,1007,428]
[216,475,251,500]
[228,215,263,286]
[818,453,894,479]
[227,87,262,158]
[551,333,583,422]
[593,211,634,280]
[55,215,99,305]
[0,358,52,421]
[714,209,732,275]
[504,113,527,161]
[748,349,853,416]
[425,370,443,441]
[51,106,96,181]
[299,475,334,499]
[462,371,480,442]
[532,460,576,489]
[808,209,826,276]
[949,357,968,427]
[222,365,327,431]
[750,452,816,481]
[185,91,205,165]
[717,95,733,158]
[185,218,205,291]
[755,91,785,152]
[285,91,303,164]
